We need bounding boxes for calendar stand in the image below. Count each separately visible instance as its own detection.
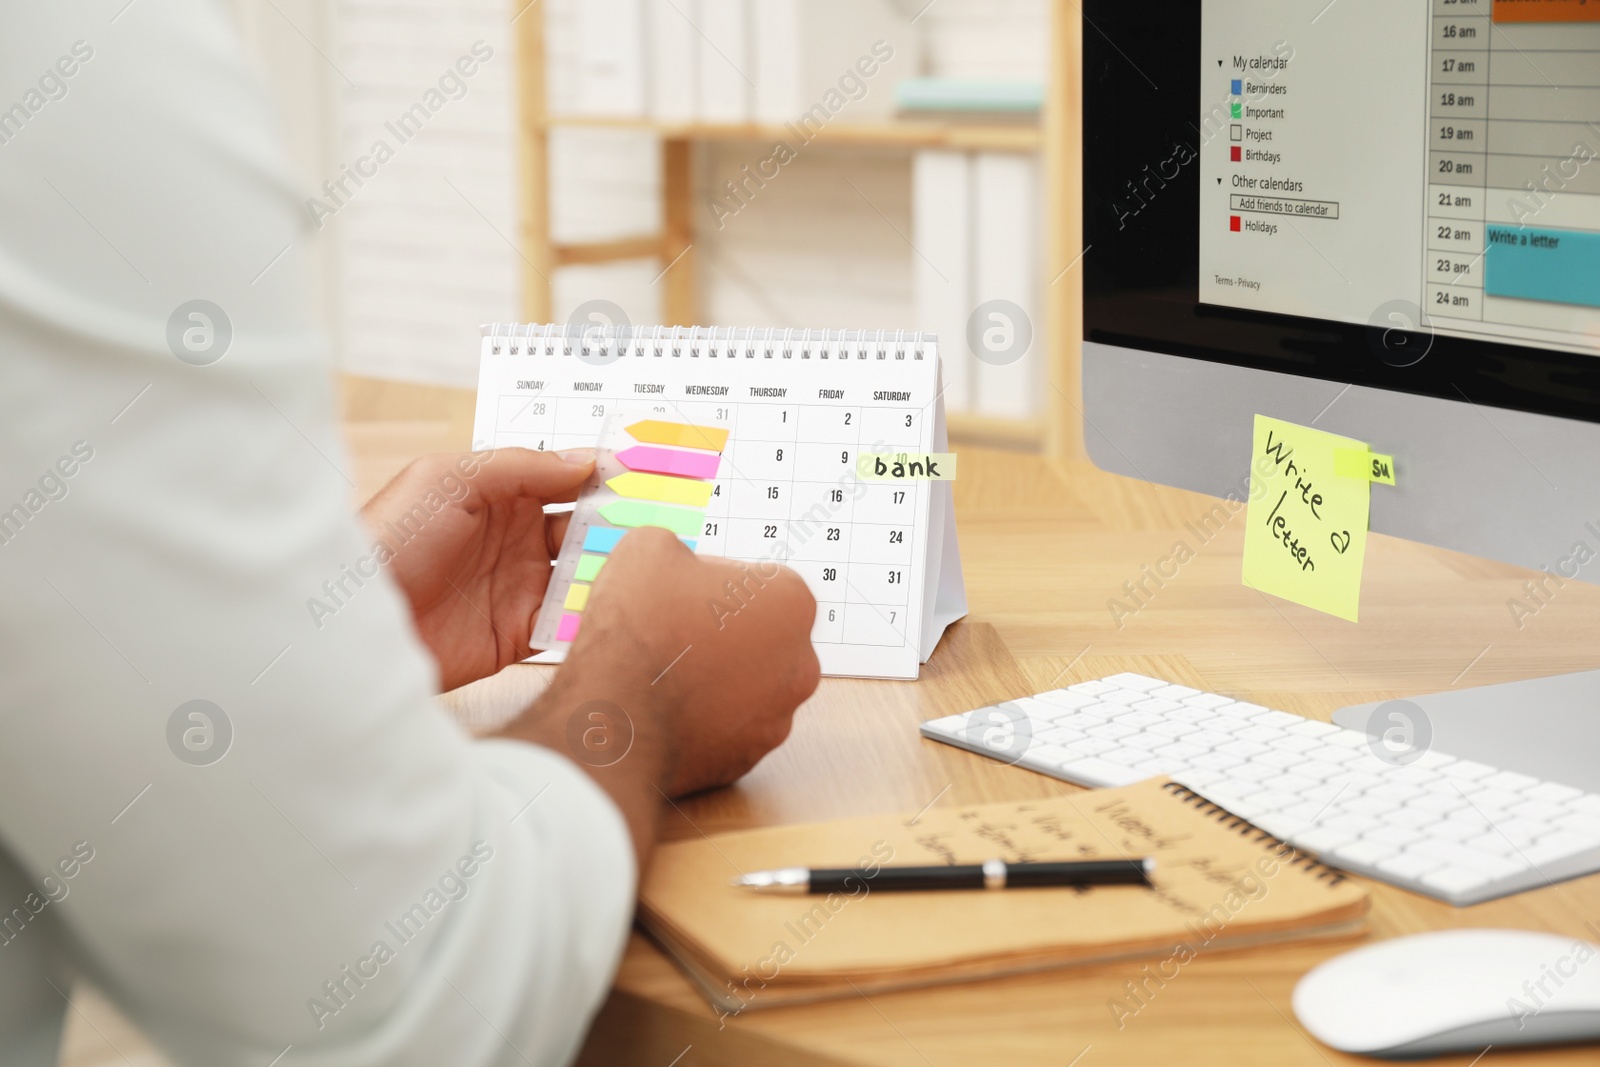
[473,323,968,680]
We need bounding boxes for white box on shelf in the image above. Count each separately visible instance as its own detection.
[752,0,921,126]
[913,150,974,415]
[575,0,649,117]
[696,0,753,122]
[646,0,698,122]
[972,152,1042,420]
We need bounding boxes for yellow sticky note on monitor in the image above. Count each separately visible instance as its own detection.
[1242,415,1372,622]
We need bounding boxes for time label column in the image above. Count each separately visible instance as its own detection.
[1427,0,1491,322]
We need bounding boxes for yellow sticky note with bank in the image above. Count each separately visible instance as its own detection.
[1242,415,1390,623]
[855,452,957,481]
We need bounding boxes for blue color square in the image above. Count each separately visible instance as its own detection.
[579,525,698,555]
[582,527,626,554]
[1484,226,1600,309]
[1231,79,1242,95]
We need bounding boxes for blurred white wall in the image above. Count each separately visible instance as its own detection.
[236,0,1048,389]
[330,0,521,385]
[549,0,1050,359]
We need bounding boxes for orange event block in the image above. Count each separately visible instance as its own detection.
[1494,0,1600,22]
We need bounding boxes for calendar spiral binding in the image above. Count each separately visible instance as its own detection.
[1160,781,1351,887]
[481,323,936,362]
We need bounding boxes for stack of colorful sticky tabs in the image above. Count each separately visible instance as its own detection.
[554,420,728,643]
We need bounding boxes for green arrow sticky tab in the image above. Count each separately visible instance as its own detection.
[598,500,704,537]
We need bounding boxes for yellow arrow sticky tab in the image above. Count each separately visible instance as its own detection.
[1243,415,1372,623]
[626,420,729,452]
[855,453,957,481]
[606,471,715,508]
[1333,448,1396,485]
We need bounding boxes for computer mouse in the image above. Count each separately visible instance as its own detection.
[1293,929,1600,1058]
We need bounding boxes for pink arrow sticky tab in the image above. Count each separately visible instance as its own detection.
[615,445,721,480]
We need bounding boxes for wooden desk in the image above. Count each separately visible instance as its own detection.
[434,445,1600,1067]
[61,433,1600,1066]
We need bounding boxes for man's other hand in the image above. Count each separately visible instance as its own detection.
[565,527,821,797]
[361,448,594,692]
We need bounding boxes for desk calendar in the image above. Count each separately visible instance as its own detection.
[471,324,968,679]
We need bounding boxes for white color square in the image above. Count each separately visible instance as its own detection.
[811,602,847,643]
[851,524,914,567]
[842,604,910,648]
[853,484,917,527]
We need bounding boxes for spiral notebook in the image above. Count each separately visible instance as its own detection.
[639,777,1370,1012]
[471,324,969,679]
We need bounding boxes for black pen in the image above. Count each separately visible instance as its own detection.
[734,858,1156,894]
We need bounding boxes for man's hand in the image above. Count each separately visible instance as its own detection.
[496,527,820,864]
[360,448,594,692]
[570,528,821,796]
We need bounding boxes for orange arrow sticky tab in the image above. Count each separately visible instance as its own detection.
[626,420,729,452]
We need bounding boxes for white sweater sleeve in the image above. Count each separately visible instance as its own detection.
[0,3,633,1065]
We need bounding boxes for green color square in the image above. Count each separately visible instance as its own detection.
[574,554,606,583]
[1230,102,1242,119]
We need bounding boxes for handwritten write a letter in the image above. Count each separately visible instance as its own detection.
[1242,415,1372,622]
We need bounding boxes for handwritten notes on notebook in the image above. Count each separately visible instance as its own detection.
[1243,415,1394,623]
[638,778,1368,1011]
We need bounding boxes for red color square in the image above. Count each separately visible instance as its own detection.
[1231,146,1242,162]
[1230,216,1241,232]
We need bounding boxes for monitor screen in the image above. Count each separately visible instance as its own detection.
[1084,0,1600,424]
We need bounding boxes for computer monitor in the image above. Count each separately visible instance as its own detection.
[1081,0,1600,791]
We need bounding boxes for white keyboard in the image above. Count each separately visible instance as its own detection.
[921,673,1600,906]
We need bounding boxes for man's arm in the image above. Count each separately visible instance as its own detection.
[356,451,821,870]
[0,4,808,1065]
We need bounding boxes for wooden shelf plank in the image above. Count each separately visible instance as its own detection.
[1045,0,1084,459]
[545,115,1044,152]
[553,235,663,267]
[946,413,1046,452]
[661,139,698,326]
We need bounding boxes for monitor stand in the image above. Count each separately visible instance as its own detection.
[1335,669,1600,794]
